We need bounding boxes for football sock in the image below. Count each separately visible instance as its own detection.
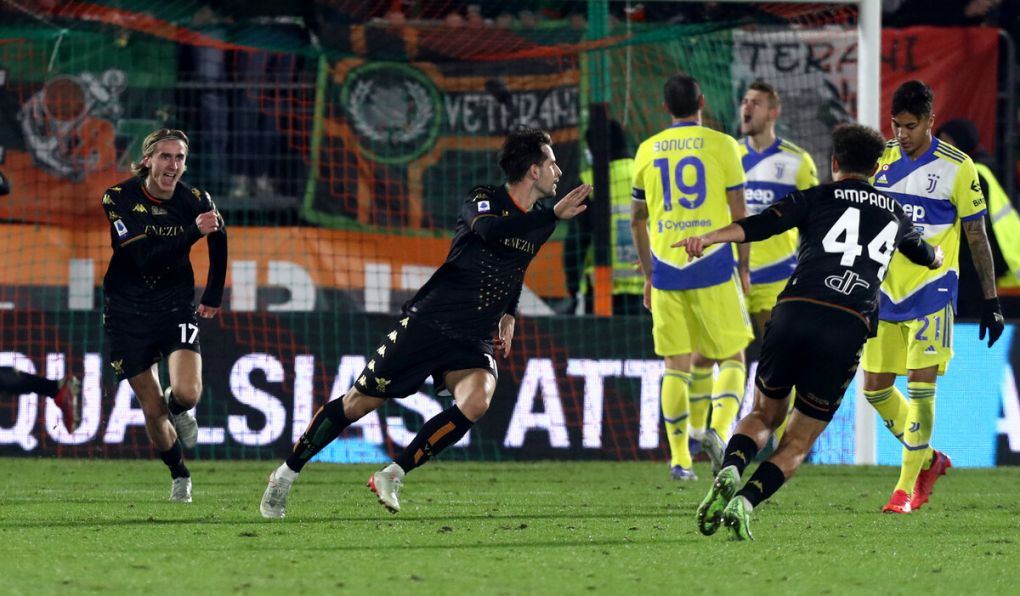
[737,461,785,508]
[0,366,59,397]
[160,439,190,479]
[286,397,354,472]
[709,360,746,440]
[771,390,795,445]
[722,433,759,477]
[166,390,188,415]
[895,382,936,494]
[688,365,714,440]
[661,368,693,468]
[865,385,908,445]
[394,404,474,474]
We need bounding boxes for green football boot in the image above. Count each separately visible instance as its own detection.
[722,496,754,541]
[696,465,739,536]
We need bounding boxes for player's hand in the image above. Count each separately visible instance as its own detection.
[643,278,652,312]
[195,211,220,236]
[197,304,221,318]
[928,246,944,270]
[672,235,712,261]
[979,297,1004,348]
[553,183,592,220]
[494,313,515,358]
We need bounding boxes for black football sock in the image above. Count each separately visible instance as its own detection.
[0,366,60,397]
[737,461,786,508]
[160,439,190,479]
[286,398,355,472]
[394,405,473,474]
[722,433,760,477]
[166,390,188,415]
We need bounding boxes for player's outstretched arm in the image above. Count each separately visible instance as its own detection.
[672,223,747,261]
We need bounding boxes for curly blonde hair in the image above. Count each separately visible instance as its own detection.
[131,128,190,178]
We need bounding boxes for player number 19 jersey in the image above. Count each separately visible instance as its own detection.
[632,122,745,290]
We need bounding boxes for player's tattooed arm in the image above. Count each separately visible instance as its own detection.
[963,218,998,300]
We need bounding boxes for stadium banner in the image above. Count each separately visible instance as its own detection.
[302,52,581,231]
[1,312,1016,467]
[731,26,999,174]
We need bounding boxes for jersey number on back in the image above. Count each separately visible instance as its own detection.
[653,156,706,211]
[821,207,898,278]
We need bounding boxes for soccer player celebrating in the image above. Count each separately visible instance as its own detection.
[630,74,753,481]
[862,80,1004,514]
[689,80,819,465]
[260,128,591,519]
[101,129,228,503]
[683,123,942,540]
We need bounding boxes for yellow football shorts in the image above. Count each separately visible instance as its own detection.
[861,303,954,376]
[747,279,787,314]
[650,273,753,359]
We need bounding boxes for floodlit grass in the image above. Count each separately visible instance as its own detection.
[1,458,1018,594]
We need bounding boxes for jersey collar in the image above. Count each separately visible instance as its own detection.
[502,184,528,213]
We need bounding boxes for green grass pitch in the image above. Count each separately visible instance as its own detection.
[2,458,1018,594]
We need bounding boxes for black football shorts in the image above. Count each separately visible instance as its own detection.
[104,306,201,380]
[755,300,869,421]
[354,314,497,399]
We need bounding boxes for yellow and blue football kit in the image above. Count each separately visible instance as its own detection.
[862,137,985,504]
[739,137,818,313]
[633,122,752,472]
[863,138,985,375]
[632,122,753,358]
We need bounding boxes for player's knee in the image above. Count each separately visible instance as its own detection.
[171,383,202,408]
[342,388,379,419]
[457,392,491,422]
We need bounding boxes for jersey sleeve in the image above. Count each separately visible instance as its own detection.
[102,189,147,249]
[954,158,986,221]
[736,190,810,242]
[631,141,650,202]
[722,135,746,191]
[796,150,819,190]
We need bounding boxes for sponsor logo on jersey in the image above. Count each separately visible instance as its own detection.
[102,194,113,205]
[132,203,147,214]
[151,205,167,216]
[824,269,871,295]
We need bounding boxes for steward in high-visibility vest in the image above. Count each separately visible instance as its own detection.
[974,161,1020,290]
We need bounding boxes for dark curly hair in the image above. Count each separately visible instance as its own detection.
[832,123,885,175]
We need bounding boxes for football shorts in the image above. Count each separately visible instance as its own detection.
[755,300,869,422]
[354,314,497,399]
[861,303,954,376]
[747,279,787,315]
[104,306,201,381]
[650,273,752,359]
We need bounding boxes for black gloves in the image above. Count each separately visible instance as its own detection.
[979,297,1005,348]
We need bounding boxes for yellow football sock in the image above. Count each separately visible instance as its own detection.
[895,382,936,494]
[864,385,909,445]
[771,390,795,445]
[662,368,693,468]
[709,360,746,441]
[688,365,714,440]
